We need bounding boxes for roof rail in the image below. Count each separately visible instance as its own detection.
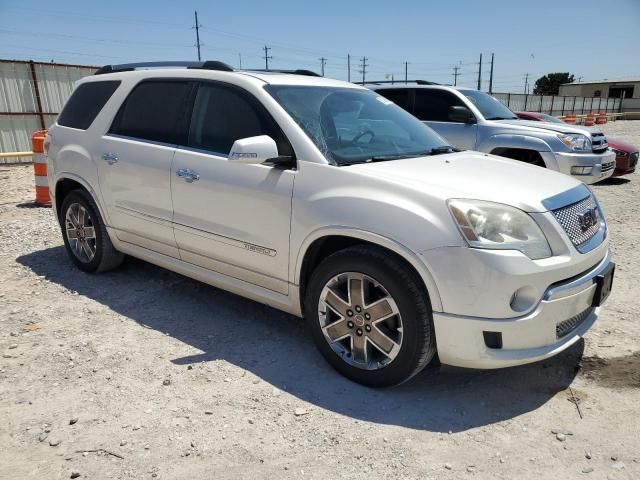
[356,79,440,86]
[246,69,321,77]
[94,61,234,75]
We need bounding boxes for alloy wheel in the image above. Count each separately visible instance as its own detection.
[65,203,97,263]
[318,272,403,370]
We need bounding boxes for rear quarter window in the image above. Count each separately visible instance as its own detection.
[57,81,120,130]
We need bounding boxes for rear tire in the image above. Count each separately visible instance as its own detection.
[305,245,436,387]
[60,189,124,273]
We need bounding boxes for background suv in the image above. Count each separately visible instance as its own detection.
[368,83,616,183]
[516,111,638,177]
[46,62,614,386]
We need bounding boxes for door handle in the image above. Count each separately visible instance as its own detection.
[176,168,200,183]
[102,152,118,164]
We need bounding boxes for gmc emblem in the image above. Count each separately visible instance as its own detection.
[578,207,599,232]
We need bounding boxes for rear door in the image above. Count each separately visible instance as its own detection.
[96,79,193,257]
[413,89,478,150]
[170,81,295,294]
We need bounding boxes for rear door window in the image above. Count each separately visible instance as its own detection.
[187,82,293,156]
[376,89,413,112]
[414,89,466,122]
[109,80,193,144]
[57,81,120,130]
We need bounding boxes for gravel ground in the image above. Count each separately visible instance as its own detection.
[1,122,639,480]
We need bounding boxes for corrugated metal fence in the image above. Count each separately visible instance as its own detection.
[0,59,97,156]
[492,92,622,117]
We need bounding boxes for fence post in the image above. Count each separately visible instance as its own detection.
[550,96,555,116]
[507,92,511,108]
[561,96,566,116]
[539,95,543,112]
[524,94,528,110]
[598,96,602,112]
[581,97,586,115]
[28,61,46,130]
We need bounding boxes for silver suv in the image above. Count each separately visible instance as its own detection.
[368,83,616,184]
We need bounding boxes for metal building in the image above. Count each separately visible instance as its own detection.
[0,59,97,158]
[559,79,640,119]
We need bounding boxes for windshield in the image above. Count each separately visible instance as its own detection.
[266,86,451,165]
[462,90,518,120]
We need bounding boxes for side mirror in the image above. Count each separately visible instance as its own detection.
[449,106,476,124]
[228,135,279,165]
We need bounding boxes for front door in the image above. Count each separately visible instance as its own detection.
[414,89,478,150]
[171,81,295,294]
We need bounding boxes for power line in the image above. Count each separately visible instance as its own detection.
[193,11,203,62]
[263,45,272,70]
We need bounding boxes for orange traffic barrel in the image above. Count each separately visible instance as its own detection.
[564,113,576,124]
[32,130,51,206]
[584,113,595,126]
[596,112,607,124]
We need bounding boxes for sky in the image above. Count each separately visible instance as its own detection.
[1,0,639,92]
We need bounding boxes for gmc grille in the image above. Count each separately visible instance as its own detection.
[551,195,601,247]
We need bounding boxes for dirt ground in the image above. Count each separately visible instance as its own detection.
[1,122,639,480]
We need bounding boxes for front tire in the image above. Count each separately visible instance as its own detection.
[60,189,124,273]
[305,245,436,387]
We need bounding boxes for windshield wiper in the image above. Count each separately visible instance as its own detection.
[426,146,459,155]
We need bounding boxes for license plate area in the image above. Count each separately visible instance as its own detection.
[592,263,615,307]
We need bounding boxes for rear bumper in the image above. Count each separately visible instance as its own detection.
[433,250,613,369]
[552,150,615,184]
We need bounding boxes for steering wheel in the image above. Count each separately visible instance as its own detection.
[353,129,376,143]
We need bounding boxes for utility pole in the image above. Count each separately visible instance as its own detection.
[523,73,529,94]
[319,57,327,76]
[488,53,494,93]
[359,56,369,84]
[347,54,351,82]
[238,53,242,69]
[477,53,482,90]
[403,61,409,84]
[263,45,272,70]
[453,65,460,86]
[193,11,202,61]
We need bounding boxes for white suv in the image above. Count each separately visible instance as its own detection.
[46,61,614,387]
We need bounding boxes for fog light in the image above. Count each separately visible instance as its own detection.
[571,166,593,175]
[510,286,538,313]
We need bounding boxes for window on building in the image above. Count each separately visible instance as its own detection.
[608,86,634,99]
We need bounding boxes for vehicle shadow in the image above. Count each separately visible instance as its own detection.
[17,246,583,433]
[597,176,630,186]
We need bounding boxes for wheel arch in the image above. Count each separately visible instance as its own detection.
[295,228,443,314]
[54,174,109,225]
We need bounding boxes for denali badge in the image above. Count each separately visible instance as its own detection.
[577,206,599,232]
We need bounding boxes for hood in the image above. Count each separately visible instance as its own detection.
[347,151,583,213]
[607,136,639,153]
[493,119,601,136]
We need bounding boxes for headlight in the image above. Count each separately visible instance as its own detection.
[559,133,591,152]
[448,200,552,260]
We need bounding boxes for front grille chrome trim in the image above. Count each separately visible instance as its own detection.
[551,195,604,248]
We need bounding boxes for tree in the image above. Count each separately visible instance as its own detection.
[533,73,575,95]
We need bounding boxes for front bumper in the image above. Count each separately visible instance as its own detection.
[613,151,638,176]
[432,250,613,369]
[550,150,615,184]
